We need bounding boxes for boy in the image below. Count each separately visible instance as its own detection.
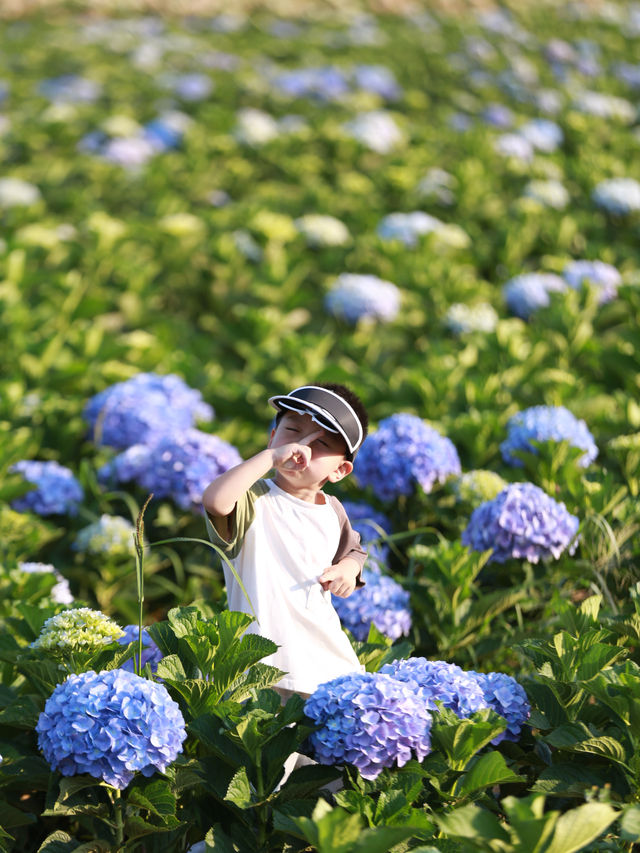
[202,383,368,699]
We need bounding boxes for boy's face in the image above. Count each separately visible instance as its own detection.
[269,411,353,487]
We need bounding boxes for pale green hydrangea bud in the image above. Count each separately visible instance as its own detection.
[31,607,124,652]
[73,514,137,558]
[454,470,508,506]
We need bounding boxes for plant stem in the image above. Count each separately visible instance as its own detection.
[113,787,124,849]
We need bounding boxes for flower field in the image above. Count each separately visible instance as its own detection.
[1,1,640,850]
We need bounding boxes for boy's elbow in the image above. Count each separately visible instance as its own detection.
[202,486,233,518]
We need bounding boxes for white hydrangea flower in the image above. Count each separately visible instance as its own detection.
[31,607,124,651]
[294,214,350,247]
[0,177,42,207]
[445,302,498,334]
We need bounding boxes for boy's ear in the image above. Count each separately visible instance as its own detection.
[328,460,353,483]
[267,428,276,447]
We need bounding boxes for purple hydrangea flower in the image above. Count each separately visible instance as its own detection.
[494,133,534,162]
[325,273,400,324]
[341,500,392,568]
[332,568,411,641]
[304,672,432,780]
[503,272,567,319]
[36,669,186,789]
[562,260,622,304]
[38,75,101,103]
[518,119,563,152]
[377,211,444,247]
[380,658,488,718]
[355,414,461,501]
[482,103,514,128]
[272,66,349,101]
[470,671,530,743]
[84,373,214,450]
[10,460,84,516]
[99,429,241,512]
[353,65,401,99]
[118,625,163,673]
[461,482,579,564]
[501,406,598,468]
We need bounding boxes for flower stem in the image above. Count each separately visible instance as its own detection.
[113,787,124,849]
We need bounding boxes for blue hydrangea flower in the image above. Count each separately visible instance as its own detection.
[272,66,349,101]
[445,302,498,334]
[461,482,580,564]
[562,260,622,304]
[118,625,163,673]
[380,658,488,718]
[352,65,401,99]
[333,568,411,641]
[10,460,84,516]
[325,273,400,324]
[341,500,392,568]
[38,75,101,103]
[377,211,444,247]
[494,133,534,162]
[304,672,432,780]
[518,119,563,152]
[84,373,214,450]
[502,272,567,319]
[481,103,514,128]
[501,405,598,468]
[18,562,74,605]
[592,178,640,216]
[36,669,186,788]
[470,671,530,743]
[355,414,461,501]
[99,429,241,512]
[572,91,635,123]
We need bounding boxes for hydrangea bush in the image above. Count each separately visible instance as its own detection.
[461,482,580,563]
[36,669,186,788]
[10,461,84,516]
[355,414,461,501]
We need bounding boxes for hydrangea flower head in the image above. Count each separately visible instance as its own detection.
[10,460,84,516]
[562,260,622,304]
[84,373,213,450]
[272,66,349,101]
[36,669,186,788]
[518,119,563,152]
[501,405,598,468]
[445,302,498,334]
[294,214,350,247]
[453,470,508,506]
[18,562,73,605]
[503,272,567,319]
[73,515,137,558]
[355,414,461,501]
[353,64,401,99]
[118,625,164,673]
[0,177,42,207]
[304,672,432,779]
[572,91,635,122]
[31,607,124,652]
[341,500,392,568]
[342,110,403,153]
[592,178,640,216]
[470,671,530,743]
[523,179,569,209]
[380,658,488,718]
[494,133,534,162]
[234,108,280,145]
[325,273,400,324]
[377,211,444,247]
[333,568,411,641]
[99,429,242,512]
[461,482,579,564]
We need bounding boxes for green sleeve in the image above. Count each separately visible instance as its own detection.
[204,479,269,560]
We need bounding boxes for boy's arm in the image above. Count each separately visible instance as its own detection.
[319,496,367,598]
[202,429,325,518]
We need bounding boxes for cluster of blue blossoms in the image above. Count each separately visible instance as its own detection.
[500,405,598,468]
[325,273,401,324]
[305,661,530,778]
[10,460,84,516]
[304,672,433,780]
[502,272,567,320]
[355,414,461,501]
[462,482,579,564]
[333,568,411,641]
[86,373,240,512]
[99,429,242,512]
[36,669,186,789]
[341,500,392,569]
[84,373,213,449]
[118,625,164,673]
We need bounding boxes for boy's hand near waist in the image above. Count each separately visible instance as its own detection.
[319,558,360,598]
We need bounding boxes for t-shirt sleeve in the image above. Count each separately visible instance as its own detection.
[204,479,269,560]
[328,496,367,588]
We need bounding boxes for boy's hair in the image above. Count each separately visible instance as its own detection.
[273,382,368,459]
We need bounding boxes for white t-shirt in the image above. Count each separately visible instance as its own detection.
[205,478,366,694]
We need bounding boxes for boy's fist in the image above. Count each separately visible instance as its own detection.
[272,429,324,471]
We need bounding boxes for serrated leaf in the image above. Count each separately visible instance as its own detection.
[531,763,610,796]
[224,766,253,809]
[127,779,177,818]
[0,694,42,728]
[620,804,640,841]
[436,803,510,842]
[204,823,238,852]
[350,825,417,853]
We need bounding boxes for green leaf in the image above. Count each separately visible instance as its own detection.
[124,813,181,839]
[452,750,525,798]
[575,643,627,681]
[436,803,510,843]
[224,766,253,809]
[545,802,617,853]
[0,799,38,829]
[293,800,363,853]
[155,654,188,682]
[210,634,279,698]
[531,763,611,796]
[37,832,78,853]
[0,694,42,728]
[127,779,177,818]
[350,826,418,853]
[620,804,640,841]
[204,823,238,852]
[431,709,506,770]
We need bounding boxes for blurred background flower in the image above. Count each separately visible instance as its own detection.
[31,607,123,652]
[502,272,567,319]
[10,461,84,517]
[18,562,74,605]
[325,273,400,324]
[73,515,138,559]
[500,405,598,468]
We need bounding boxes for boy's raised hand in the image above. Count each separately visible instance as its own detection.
[271,429,324,471]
